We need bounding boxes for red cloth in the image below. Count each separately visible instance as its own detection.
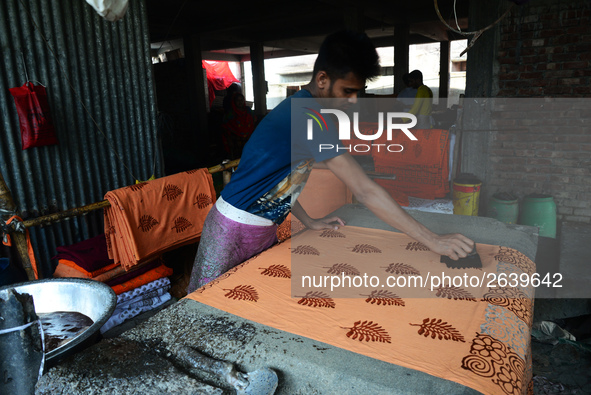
[54,234,114,273]
[8,82,58,149]
[202,61,239,107]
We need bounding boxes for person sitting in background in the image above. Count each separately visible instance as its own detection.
[221,92,256,159]
[408,69,433,129]
[223,82,243,111]
[396,73,418,111]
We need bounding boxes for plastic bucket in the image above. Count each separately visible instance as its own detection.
[519,194,557,238]
[452,175,482,216]
[488,193,519,224]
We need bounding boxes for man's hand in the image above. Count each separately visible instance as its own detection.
[306,216,346,231]
[425,233,474,260]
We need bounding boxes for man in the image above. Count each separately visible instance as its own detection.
[396,73,418,111]
[187,31,473,293]
[408,69,434,129]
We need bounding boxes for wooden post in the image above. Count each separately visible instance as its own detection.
[394,24,410,95]
[439,40,450,100]
[250,42,267,118]
[0,171,38,281]
[343,5,364,32]
[183,33,209,159]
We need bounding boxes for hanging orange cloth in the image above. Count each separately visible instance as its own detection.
[103,168,216,271]
[2,215,39,279]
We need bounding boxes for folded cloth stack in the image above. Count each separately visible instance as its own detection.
[100,276,172,333]
[53,234,173,295]
[103,168,216,271]
[53,234,174,332]
[53,233,118,277]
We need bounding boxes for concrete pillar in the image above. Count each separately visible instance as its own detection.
[460,0,504,211]
[249,42,267,118]
[394,24,410,95]
[439,40,450,100]
[182,33,209,157]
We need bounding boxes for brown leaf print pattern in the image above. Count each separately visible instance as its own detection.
[292,245,320,255]
[138,215,159,232]
[320,229,346,238]
[194,193,213,209]
[325,263,360,276]
[343,320,392,343]
[291,220,306,234]
[363,290,405,306]
[435,286,477,302]
[297,291,335,308]
[223,285,259,302]
[383,263,420,275]
[129,182,148,192]
[410,318,465,342]
[259,264,291,278]
[406,241,430,251]
[171,217,193,233]
[352,244,382,253]
[162,184,183,201]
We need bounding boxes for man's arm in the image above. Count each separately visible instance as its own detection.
[322,153,473,260]
[291,199,345,230]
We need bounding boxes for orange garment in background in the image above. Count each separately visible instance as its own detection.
[186,226,535,395]
[372,129,450,201]
[104,168,216,271]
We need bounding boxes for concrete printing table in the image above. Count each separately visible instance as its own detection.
[36,205,538,394]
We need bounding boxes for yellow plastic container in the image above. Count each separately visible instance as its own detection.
[452,177,482,216]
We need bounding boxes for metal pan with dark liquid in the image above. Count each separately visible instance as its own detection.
[0,278,116,366]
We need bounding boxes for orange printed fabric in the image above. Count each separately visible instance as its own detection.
[110,264,173,295]
[104,168,216,271]
[186,226,535,395]
[372,129,450,200]
[53,261,88,279]
[57,259,119,278]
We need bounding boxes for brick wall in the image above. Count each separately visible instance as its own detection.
[487,0,591,224]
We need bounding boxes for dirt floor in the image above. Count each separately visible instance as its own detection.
[531,315,591,394]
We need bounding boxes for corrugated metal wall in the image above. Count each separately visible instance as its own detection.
[0,0,162,277]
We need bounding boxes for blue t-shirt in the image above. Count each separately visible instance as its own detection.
[221,89,341,224]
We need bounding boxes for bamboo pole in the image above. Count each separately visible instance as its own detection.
[22,160,240,228]
[0,170,37,281]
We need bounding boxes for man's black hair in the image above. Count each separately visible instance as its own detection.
[402,73,411,86]
[409,70,423,82]
[312,30,381,82]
